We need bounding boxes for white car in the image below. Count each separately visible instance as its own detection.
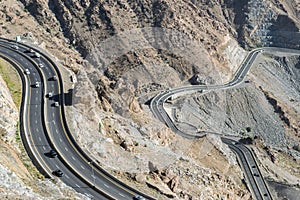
[25,69,30,75]
[48,92,53,98]
[52,75,57,81]
[133,195,146,200]
[38,63,44,68]
[35,52,41,58]
[11,45,19,50]
[35,82,40,88]
[54,102,59,107]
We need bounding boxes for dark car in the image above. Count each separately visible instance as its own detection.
[49,149,58,158]
[53,169,64,177]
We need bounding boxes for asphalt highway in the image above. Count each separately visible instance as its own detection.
[0,38,154,200]
[149,48,293,200]
[1,37,299,200]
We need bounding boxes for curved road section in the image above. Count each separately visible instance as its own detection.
[150,48,300,200]
[0,38,154,200]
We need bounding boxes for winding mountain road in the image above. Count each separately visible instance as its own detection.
[1,36,299,200]
[150,47,300,200]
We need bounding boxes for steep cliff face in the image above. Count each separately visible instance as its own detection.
[1,0,300,199]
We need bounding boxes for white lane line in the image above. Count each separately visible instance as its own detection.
[72,156,76,160]
[52,113,55,117]
[65,174,69,179]
[39,137,41,141]
[42,146,46,150]
[91,174,96,179]
[35,120,38,124]
[36,128,39,132]
[104,183,110,188]
[65,147,68,152]
[55,129,58,133]
[75,184,80,188]
[80,165,85,170]
[36,90,38,94]
[55,165,59,168]
[119,193,125,198]
[59,138,62,142]
[34,112,37,116]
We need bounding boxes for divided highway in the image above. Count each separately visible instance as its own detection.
[1,36,298,200]
[0,38,154,200]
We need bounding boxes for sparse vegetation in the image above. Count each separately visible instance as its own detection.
[0,59,22,108]
[15,122,45,180]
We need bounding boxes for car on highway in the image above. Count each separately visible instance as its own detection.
[38,63,44,68]
[133,195,146,200]
[35,52,41,58]
[25,68,30,75]
[49,149,58,158]
[11,45,19,50]
[52,75,57,81]
[54,102,59,107]
[35,82,40,88]
[48,92,53,98]
[53,169,64,177]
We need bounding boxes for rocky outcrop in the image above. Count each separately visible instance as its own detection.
[1,0,300,199]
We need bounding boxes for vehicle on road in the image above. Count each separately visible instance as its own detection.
[54,102,59,107]
[38,63,44,68]
[25,69,30,75]
[35,52,41,58]
[48,92,53,98]
[35,82,40,88]
[49,149,58,158]
[53,169,64,177]
[133,195,146,200]
[11,45,19,50]
[52,75,57,81]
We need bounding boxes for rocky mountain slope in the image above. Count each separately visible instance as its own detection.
[0,0,300,199]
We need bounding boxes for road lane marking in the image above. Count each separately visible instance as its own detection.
[75,184,80,188]
[104,183,110,188]
[72,156,75,160]
[55,165,59,168]
[59,138,62,142]
[39,137,41,141]
[65,174,69,179]
[80,165,85,169]
[65,147,68,151]
[42,146,46,150]
[119,193,125,198]
[55,129,58,133]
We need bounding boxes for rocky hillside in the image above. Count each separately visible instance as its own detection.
[0,0,300,199]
